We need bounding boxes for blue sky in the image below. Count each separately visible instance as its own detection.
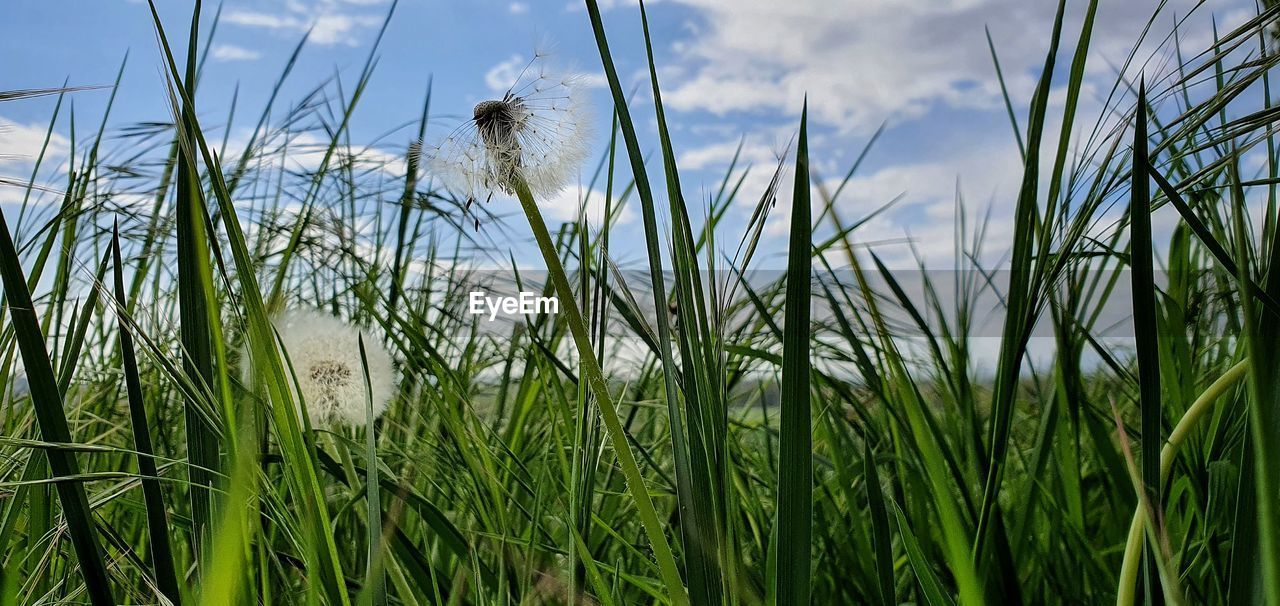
[0,0,1258,271]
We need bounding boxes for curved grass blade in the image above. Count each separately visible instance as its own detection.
[985,27,1026,160]
[891,499,956,606]
[55,250,109,396]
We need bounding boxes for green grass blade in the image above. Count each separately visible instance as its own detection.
[972,4,1069,596]
[985,26,1026,161]
[147,3,354,602]
[1230,159,1280,605]
[358,336,387,606]
[635,1,728,601]
[891,499,957,606]
[170,0,221,560]
[774,100,813,606]
[0,201,114,606]
[390,79,431,310]
[55,251,109,396]
[112,224,182,604]
[864,437,895,606]
[1130,81,1165,606]
[265,0,398,308]
[581,2,700,603]
[512,176,689,605]
[1150,168,1280,315]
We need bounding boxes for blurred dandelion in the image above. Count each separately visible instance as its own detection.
[425,54,591,226]
[268,309,397,428]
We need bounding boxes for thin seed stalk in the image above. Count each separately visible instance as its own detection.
[512,178,690,606]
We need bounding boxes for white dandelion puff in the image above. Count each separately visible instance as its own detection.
[268,309,397,428]
[425,55,592,215]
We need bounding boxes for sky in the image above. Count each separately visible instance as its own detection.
[0,0,1261,274]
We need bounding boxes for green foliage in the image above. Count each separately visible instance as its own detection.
[0,2,1278,605]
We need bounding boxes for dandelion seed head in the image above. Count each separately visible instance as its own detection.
[269,309,397,428]
[426,56,592,208]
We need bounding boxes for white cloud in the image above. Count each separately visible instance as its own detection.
[660,0,1260,273]
[211,44,261,62]
[656,0,1026,132]
[0,117,71,207]
[707,118,1026,269]
[217,128,408,184]
[577,73,608,88]
[485,54,528,92]
[535,186,637,226]
[678,137,783,171]
[224,10,295,29]
[0,117,69,169]
[485,53,607,97]
[566,0,643,11]
[509,2,529,14]
[658,0,1245,133]
[309,13,381,45]
[224,1,382,46]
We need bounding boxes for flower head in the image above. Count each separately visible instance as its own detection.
[269,309,397,428]
[426,57,591,211]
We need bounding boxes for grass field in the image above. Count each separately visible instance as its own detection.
[2,0,1280,604]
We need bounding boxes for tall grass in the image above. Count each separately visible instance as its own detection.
[1,1,1279,604]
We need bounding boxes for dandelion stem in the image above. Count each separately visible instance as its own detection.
[512,177,690,606]
[1116,359,1249,606]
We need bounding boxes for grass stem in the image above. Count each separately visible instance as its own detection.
[512,177,690,606]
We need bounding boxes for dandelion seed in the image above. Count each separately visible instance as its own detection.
[425,55,591,215]
[267,309,397,428]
